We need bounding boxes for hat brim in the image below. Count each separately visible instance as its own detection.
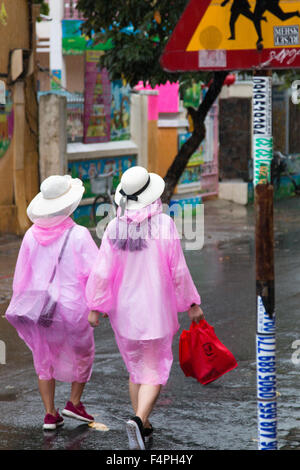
[27,183,85,218]
[114,173,165,210]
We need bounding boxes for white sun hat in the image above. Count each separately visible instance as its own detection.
[115,166,165,211]
[27,174,84,224]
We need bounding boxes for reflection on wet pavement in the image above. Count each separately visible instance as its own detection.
[0,198,300,450]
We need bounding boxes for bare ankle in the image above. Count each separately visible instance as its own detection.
[70,400,80,408]
[46,408,57,417]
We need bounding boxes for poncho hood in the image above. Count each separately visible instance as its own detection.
[117,198,163,225]
[31,217,76,246]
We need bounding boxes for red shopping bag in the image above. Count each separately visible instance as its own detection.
[179,319,238,385]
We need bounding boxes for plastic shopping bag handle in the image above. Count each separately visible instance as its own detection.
[190,318,207,330]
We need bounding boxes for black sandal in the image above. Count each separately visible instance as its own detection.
[143,423,154,442]
[126,416,145,450]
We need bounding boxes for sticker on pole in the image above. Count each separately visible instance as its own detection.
[254,136,273,185]
[252,76,273,186]
[257,401,277,450]
[253,77,272,136]
[160,0,300,71]
[256,334,277,401]
[257,296,275,335]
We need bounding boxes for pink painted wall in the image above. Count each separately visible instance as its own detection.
[135,81,179,120]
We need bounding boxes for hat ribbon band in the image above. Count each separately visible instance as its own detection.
[119,176,150,202]
[43,184,72,200]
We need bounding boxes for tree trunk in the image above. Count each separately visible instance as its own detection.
[161,71,229,204]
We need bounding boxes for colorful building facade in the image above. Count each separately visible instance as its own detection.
[36,0,219,227]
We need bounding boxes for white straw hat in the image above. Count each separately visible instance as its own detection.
[115,166,165,211]
[27,174,84,220]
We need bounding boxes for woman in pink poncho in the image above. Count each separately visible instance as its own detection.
[5,175,98,430]
[86,166,204,450]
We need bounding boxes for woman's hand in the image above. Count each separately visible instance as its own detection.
[88,310,100,328]
[188,305,204,323]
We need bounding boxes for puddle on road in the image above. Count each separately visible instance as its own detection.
[280,428,300,450]
[0,392,17,402]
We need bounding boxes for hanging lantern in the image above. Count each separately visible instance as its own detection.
[224,74,236,86]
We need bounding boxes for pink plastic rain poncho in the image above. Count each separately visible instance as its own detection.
[6,217,98,383]
[86,199,201,386]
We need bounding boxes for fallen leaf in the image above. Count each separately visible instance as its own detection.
[88,422,109,432]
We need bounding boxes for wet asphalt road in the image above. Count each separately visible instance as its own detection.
[0,198,300,451]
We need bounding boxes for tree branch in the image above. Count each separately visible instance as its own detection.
[161,71,229,204]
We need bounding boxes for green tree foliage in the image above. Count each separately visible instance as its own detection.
[77,0,213,93]
[31,0,50,19]
[76,0,228,202]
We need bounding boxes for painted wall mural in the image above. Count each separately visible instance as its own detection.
[177,132,206,186]
[51,70,62,91]
[68,154,137,226]
[62,19,112,55]
[83,51,111,143]
[0,87,13,160]
[83,52,131,144]
[111,80,131,141]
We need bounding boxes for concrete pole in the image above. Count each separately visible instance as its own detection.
[130,92,149,169]
[39,93,67,181]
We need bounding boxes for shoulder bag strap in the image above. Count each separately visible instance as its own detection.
[49,226,74,284]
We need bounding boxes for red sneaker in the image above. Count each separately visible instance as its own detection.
[43,410,64,430]
[62,401,94,423]
[55,410,64,428]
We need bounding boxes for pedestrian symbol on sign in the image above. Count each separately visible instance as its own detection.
[221,0,300,48]
[221,0,267,46]
[160,0,300,71]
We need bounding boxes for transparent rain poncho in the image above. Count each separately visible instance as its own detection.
[86,199,201,385]
[5,216,98,383]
